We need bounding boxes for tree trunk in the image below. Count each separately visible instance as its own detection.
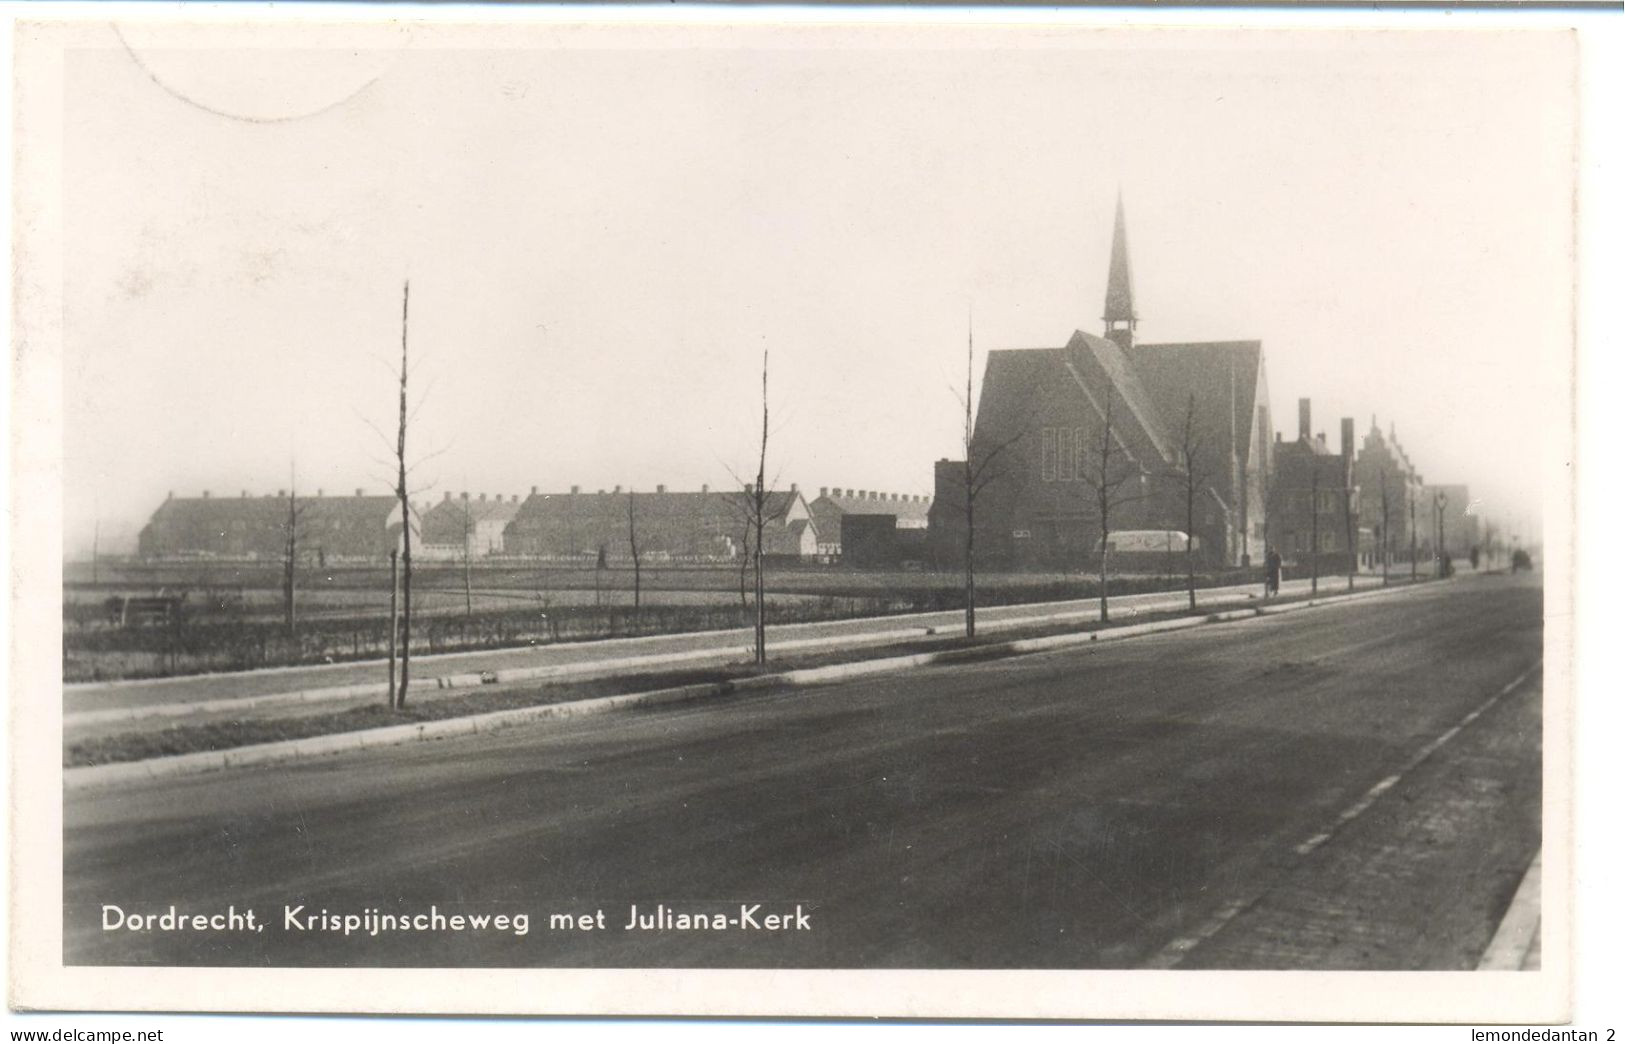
[463,504,473,618]
[1410,496,1418,581]
[1344,486,1357,591]
[388,548,398,707]
[1310,470,1320,596]
[1098,510,1110,623]
[1186,472,1196,612]
[394,280,413,710]
[628,491,641,632]
[754,531,766,665]
[964,461,976,639]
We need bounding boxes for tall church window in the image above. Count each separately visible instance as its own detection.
[1058,426,1077,482]
[1041,428,1057,482]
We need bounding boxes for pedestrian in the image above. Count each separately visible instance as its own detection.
[1469,545,1480,571]
[1265,547,1282,597]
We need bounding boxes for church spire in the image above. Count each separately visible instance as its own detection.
[1103,191,1138,351]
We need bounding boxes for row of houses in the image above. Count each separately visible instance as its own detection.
[135,484,933,567]
[925,197,1480,571]
[135,196,1479,575]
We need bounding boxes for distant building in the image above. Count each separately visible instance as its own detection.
[1353,418,1427,566]
[1269,403,1358,565]
[136,489,418,562]
[807,488,931,559]
[421,492,523,558]
[928,196,1272,571]
[502,485,819,563]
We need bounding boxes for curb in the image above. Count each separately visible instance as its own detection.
[64,676,782,791]
[64,577,1446,791]
[1477,849,1542,970]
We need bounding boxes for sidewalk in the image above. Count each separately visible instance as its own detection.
[67,574,1393,721]
[66,573,1444,790]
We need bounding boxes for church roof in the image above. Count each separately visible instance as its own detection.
[972,332,1173,469]
[1132,340,1264,465]
[1065,330,1173,463]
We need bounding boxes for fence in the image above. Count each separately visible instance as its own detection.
[63,567,1274,682]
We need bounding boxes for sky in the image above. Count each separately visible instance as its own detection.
[55,22,1574,555]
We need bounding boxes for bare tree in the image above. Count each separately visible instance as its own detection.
[281,468,308,636]
[746,352,777,665]
[1077,383,1149,623]
[721,351,793,665]
[627,488,642,629]
[393,280,415,709]
[954,317,1023,639]
[1165,393,1215,612]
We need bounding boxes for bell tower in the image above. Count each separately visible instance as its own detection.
[1102,193,1138,352]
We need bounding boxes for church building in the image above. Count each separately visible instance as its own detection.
[929,198,1273,571]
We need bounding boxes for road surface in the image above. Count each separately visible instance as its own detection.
[63,571,1539,969]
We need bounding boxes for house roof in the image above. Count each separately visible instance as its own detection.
[506,489,814,558]
[147,494,404,530]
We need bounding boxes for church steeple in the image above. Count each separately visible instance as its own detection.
[1103,192,1138,352]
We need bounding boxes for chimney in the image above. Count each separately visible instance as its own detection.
[613,485,622,494]
[1298,398,1311,442]
[1341,417,1355,460]
[240,490,248,498]
[819,487,828,498]
[656,484,667,494]
[531,486,538,496]
[480,493,487,502]
[701,483,709,493]
[745,483,755,494]
[276,490,284,498]
[167,491,174,500]
[461,491,469,501]
[317,488,324,498]
[790,483,798,494]
[203,490,212,499]
[444,491,452,502]
[570,485,580,495]
[355,488,364,497]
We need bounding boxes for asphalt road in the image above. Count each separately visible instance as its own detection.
[66,573,1384,714]
[63,571,1540,969]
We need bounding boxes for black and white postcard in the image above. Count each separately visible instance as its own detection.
[7,13,1587,1022]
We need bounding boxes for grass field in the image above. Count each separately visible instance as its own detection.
[62,556,1263,681]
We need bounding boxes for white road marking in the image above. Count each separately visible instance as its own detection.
[1291,662,1540,857]
[1145,899,1251,969]
[1160,660,1542,964]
